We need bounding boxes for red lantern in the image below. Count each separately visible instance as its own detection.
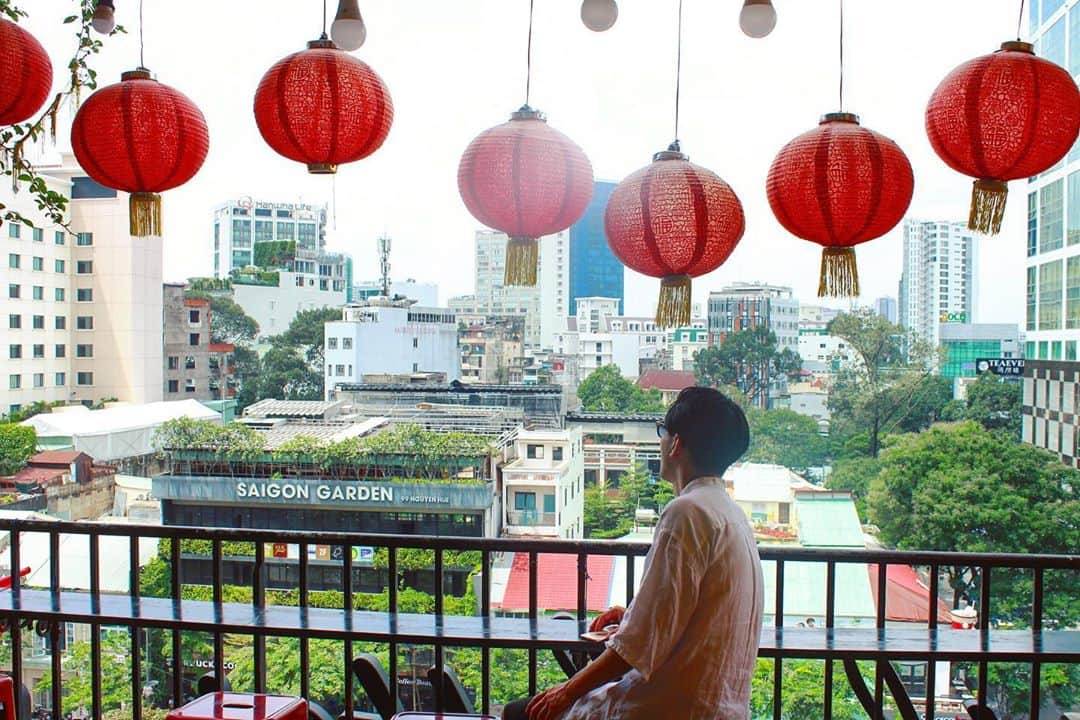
[254,37,393,175]
[0,19,52,127]
[71,69,209,237]
[604,143,745,327]
[926,41,1080,235]
[766,113,913,297]
[458,106,594,286]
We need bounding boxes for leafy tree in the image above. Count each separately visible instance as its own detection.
[0,423,36,475]
[750,659,875,720]
[745,409,828,473]
[583,463,672,539]
[260,345,323,400]
[184,291,259,345]
[276,307,342,370]
[826,310,936,457]
[231,345,263,409]
[890,374,954,433]
[824,456,880,523]
[577,365,665,414]
[868,421,1080,627]
[963,372,1022,438]
[36,631,133,716]
[694,327,801,408]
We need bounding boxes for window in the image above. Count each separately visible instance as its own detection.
[54,316,65,330]
[32,315,43,329]
[553,447,564,461]
[8,375,20,390]
[76,288,93,302]
[184,356,196,370]
[32,286,42,300]
[277,222,294,240]
[55,345,65,358]
[8,254,19,269]
[32,373,43,388]
[7,284,18,299]
[513,492,536,510]
[168,356,179,370]
[76,261,93,274]
[526,444,544,459]
[54,288,64,301]
[336,364,345,376]
[54,372,65,386]
[254,220,274,242]
[74,232,92,246]
[1039,260,1063,330]
[412,338,418,348]
[232,219,252,247]
[185,379,195,393]
[328,337,338,350]
[1068,257,1080,329]
[544,494,556,513]
[1042,16,1067,66]
[31,228,42,242]
[8,225,19,239]
[76,316,93,330]
[7,315,18,329]
[8,345,20,359]
[189,333,199,346]
[54,259,65,273]
[1040,180,1064,253]
[76,372,93,386]
[342,337,352,350]
[32,345,44,359]
[188,309,200,323]
[167,379,179,393]
[1072,4,1080,76]
[297,223,318,249]
[76,344,93,358]
[54,231,65,245]
[31,257,43,271]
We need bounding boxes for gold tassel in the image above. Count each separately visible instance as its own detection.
[504,236,538,286]
[818,247,860,298]
[656,274,692,328]
[967,179,1009,236]
[129,192,162,237]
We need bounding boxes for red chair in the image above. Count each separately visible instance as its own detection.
[0,675,15,720]
[166,692,308,720]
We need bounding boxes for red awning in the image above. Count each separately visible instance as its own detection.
[497,552,615,614]
[868,564,953,624]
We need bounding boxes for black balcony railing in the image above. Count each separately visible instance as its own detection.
[0,518,1076,719]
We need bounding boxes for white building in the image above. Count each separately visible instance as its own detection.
[233,267,349,339]
[213,197,327,277]
[501,427,585,539]
[552,297,667,380]
[898,219,978,348]
[798,304,842,333]
[798,328,856,373]
[354,279,438,306]
[323,298,460,397]
[669,324,709,372]
[3,154,164,416]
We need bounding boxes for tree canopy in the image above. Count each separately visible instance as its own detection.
[577,365,665,414]
[744,409,828,474]
[693,326,801,408]
[0,423,36,475]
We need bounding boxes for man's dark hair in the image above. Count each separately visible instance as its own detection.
[664,386,750,475]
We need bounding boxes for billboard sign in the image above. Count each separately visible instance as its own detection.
[975,358,1025,377]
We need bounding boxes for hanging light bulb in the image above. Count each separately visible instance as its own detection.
[331,0,367,51]
[91,0,116,35]
[739,0,776,38]
[580,0,618,32]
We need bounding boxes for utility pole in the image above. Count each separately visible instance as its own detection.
[378,235,392,297]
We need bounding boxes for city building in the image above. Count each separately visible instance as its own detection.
[939,323,1022,394]
[798,304,842,333]
[566,412,662,487]
[501,427,585,539]
[636,369,696,406]
[212,197,327,277]
[1021,0,1080,463]
[669,324,710,372]
[323,298,460,397]
[798,328,856,374]
[3,154,164,416]
[230,253,351,339]
[708,283,800,351]
[459,318,524,385]
[354,279,438,306]
[898,219,977,348]
[162,285,235,402]
[874,296,898,325]
[553,298,668,380]
[568,180,623,315]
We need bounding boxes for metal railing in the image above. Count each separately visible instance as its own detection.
[0,518,1075,719]
[505,510,558,527]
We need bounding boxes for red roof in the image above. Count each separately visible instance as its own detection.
[9,467,66,486]
[868,564,953,624]
[496,552,615,613]
[208,343,235,353]
[637,369,696,392]
[29,451,88,465]
[183,298,210,308]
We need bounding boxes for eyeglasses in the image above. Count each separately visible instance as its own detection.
[656,421,668,439]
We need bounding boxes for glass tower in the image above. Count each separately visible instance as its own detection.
[569,181,623,315]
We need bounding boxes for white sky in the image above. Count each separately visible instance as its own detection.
[22,1,1033,323]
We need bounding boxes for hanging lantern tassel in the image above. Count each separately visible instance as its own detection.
[129,192,162,237]
[818,247,860,298]
[656,274,692,328]
[504,236,539,286]
[968,179,1009,236]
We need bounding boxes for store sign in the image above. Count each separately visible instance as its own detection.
[263,543,375,566]
[975,358,1025,377]
[940,311,968,323]
[236,481,394,503]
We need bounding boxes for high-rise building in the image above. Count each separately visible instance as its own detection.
[2,154,164,416]
[468,230,568,349]
[874,296,898,325]
[1021,0,1080,463]
[707,283,799,351]
[213,197,327,277]
[569,181,623,315]
[898,219,978,348]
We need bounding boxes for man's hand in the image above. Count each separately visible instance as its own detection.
[525,681,576,720]
[589,606,625,633]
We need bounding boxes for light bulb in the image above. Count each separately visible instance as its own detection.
[739,0,776,38]
[91,0,116,35]
[331,0,366,50]
[581,0,618,32]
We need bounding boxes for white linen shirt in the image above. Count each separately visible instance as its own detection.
[563,476,764,720]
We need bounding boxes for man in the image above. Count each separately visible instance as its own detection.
[503,387,764,720]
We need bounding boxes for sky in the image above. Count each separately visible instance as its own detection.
[22,0,1034,323]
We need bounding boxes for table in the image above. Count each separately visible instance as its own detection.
[166,692,307,720]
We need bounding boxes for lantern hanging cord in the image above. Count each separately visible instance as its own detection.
[525,0,535,106]
[138,0,145,68]
[1017,0,1026,39]
[674,0,684,143]
[838,0,844,111]
[323,0,328,37]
